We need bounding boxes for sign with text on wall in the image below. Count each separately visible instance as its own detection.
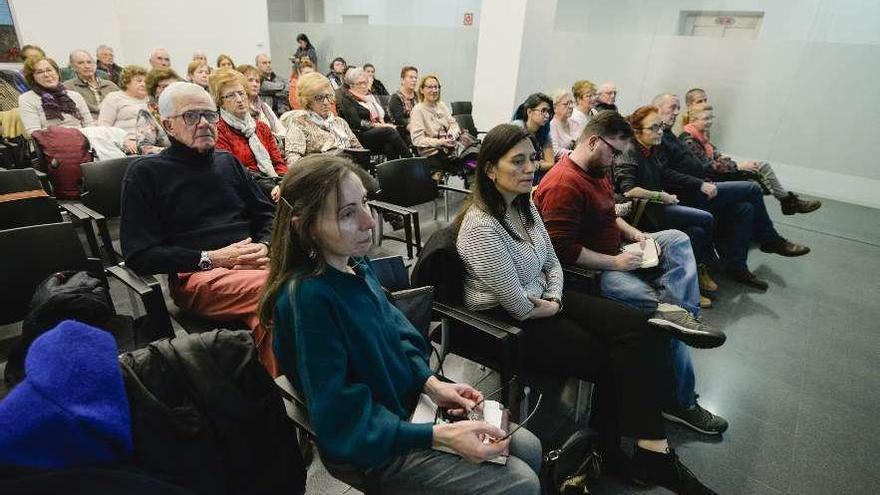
[463,12,474,26]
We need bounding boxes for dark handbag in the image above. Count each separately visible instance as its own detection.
[541,428,603,495]
[387,285,434,339]
[627,198,665,231]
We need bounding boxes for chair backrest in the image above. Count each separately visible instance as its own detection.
[0,168,43,194]
[450,101,472,116]
[80,156,137,218]
[375,157,439,207]
[0,222,101,325]
[411,224,466,305]
[0,196,63,230]
[453,114,478,138]
[376,94,391,111]
[371,255,411,291]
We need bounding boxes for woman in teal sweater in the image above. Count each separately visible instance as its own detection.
[258,155,541,494]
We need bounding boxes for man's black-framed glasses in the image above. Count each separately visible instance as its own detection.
[597,135,623,158]
[171,110,220,125]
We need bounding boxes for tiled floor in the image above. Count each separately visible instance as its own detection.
[2,192,878,494]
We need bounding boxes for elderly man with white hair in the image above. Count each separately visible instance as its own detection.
[96,44,123,85]
[120,81,278,375]
[595,81,618,111]
[149,48,171,69]
[63,49,120,119]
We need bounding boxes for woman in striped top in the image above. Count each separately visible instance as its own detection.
[455,123,720,495]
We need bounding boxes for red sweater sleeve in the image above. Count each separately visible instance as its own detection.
[256,121,288,175]
[534,182,585,265]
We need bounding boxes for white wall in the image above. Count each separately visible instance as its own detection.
[268,21,479,103]
[323,0,481,27]
[9,0,270,76]
[509,0,880,207]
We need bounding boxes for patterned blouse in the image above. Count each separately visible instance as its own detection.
[283,110,364,166]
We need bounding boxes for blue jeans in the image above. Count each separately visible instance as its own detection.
[598,229,701,410]
[685,181,782,271]
[662,204,716,267]
[599,229,701,316]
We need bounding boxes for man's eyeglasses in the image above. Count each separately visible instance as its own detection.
[313,93,335,103]
[170,110,220,125]
[597,136,623,158]
[221,90,247,101]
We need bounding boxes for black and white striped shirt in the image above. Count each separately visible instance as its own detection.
[456,202,564,320]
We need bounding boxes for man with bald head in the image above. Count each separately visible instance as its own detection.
[149,47,171,69]
[255,52,288,114]
[595,82,618,111]
[120,82,278,374]
[63,49,120,119]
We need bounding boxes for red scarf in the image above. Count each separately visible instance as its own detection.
[683,123,714,158]
[349,90,380,122]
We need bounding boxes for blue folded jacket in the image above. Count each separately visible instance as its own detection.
[0,320,132,469]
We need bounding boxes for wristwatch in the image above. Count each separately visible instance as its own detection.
[548,297,563,314]
[198,251,213,271]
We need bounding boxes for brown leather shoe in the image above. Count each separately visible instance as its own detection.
[699,295,713,309]
[725,268,769,291]
[698,264,718,293]
[760,239,810,257]
[780,192,821,215]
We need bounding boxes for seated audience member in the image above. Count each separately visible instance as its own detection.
[570,79,597,128]
[326,57,347,90]
[363,63,389,97]
[337,67,411,159]
[680,103,821,215]
[287,59,315,110]
[98,65,149,151]
[262,154,541,495]
[63,49,120,120]
[652,94,810,290]
[511,93,555,183]
[238,64,286,137]
[19,55,93,137]
[136,67,181,154]
[595,82,619,112]
[20,44,45,61]
[256,53,289,115]
[293,33,317,65]
[216,54,235,70]
[458,123,721,494]
[408,74,463,173]
[192,50,208,66]
[671,87,708,136]
[187,60,210,89]
[211,69,287,202]
[388,65,418,144]
[148,48,171,70]
[615,105,718,303]
[283,72,363,166]
[534,111,724,344]
[549,88,580,158]
[96,44,123,86]
[120,81,278,375]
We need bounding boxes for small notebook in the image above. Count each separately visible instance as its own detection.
[622,237,659,269]
[410,394,510,465]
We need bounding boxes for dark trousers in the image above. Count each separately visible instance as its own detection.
[486,290,668,444]
[357,126,413,159]
[661,204,716,267]
[683,181,782,271]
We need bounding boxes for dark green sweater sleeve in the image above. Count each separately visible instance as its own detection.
[290,280,433,469]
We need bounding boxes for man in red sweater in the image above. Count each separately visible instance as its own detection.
[533,111,729,436]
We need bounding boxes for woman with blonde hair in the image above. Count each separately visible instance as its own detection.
[216,54,235,70]
[187,60,210,89]
[283,72,363,166]
[408,74,463,174]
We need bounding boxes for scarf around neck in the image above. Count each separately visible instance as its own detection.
[349,90,381,122]
[220,108,277,177]
[683,123,714,158]
[308,111,349,150]
[33,84,83,122]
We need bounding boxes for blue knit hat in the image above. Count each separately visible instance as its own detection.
[0,320,132,469]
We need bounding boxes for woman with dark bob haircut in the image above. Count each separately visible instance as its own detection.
[455,123,720,495]
[511,93,555,183]
[259,154,541,494]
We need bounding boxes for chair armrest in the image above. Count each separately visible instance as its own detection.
[562,264,601,295]
[275,376,316,437]
[432,301,522,340]
[69,202,119,264]
[367,200,416,217]
[437,184,472,195]
[107,263,174,340]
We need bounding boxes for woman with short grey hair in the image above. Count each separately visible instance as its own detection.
[548,88,580,159]
[336,66,411,159]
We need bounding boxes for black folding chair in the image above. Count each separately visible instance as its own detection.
[450,101,472,116]
[78,156,138,264]
[367,157,469,259]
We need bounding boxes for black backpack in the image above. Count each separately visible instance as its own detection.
[4,271,115,387]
